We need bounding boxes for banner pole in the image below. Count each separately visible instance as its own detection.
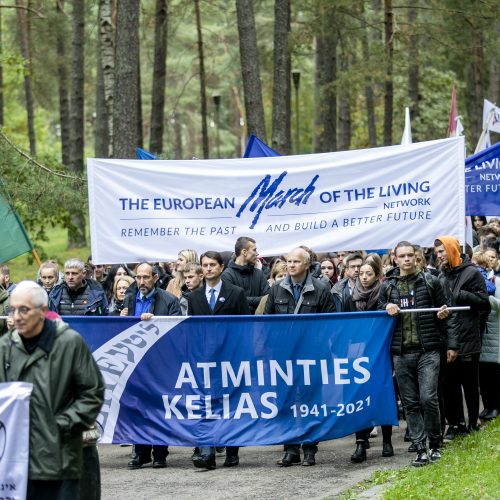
[398,306,470,314]
[31,248,42,267]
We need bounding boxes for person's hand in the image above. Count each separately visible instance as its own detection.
[386,303,400,316]
[140,313,154,321]
[6,317,14,329]
[437,305,449,319]
[120,308,128,316]
[447,349,458,363]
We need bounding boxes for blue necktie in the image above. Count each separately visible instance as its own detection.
[209,288,216,311]
[293,283,302,302]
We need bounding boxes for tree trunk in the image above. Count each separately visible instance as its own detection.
[235,0,266,141]
[137,57,143,149]
[314,3,337,153]
[337,41,351,151]
[360,2,377,147]
[194,0,209,158]
[112,0,140,158]
[16,0,36,155]
[98,0,115,156]
[68,0,86,248]
[271,0,291,154]
[172,112,183,159]
[95,42,109,157]
[408,4,419,141]
[469,27,484,142]
[56,0,71,165]
[383,0,393,146]
[0,7,4,127]
[149,0,168,154]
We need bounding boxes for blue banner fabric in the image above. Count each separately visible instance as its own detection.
[68,312,398,446]
[243,134,280,158]
[465,142,499,215]
[136,147,158,160]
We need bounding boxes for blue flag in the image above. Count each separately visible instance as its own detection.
[136,147,157,160]
[243,134,280,158]
[465,142,499,215]
[70,312,398,446]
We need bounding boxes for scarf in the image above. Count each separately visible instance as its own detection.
[351,278,381,311]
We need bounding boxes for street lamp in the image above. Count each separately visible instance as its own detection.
[292,69,301,154]
[213,94,221,158]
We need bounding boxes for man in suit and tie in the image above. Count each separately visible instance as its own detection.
[187,251,250,470]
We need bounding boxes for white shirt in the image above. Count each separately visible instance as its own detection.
[205,280,223,306]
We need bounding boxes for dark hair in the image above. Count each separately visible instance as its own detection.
[344,253,363,267]
[200,251,224,266]
[102,264,134,300]
[394,241,414,256]
[478,224,500,238]
[235,237,256,257]
[300,245,318,263]
[361,258,382,279]
[472,216,488,230]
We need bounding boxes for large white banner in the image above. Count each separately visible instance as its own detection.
[87,137,465,263]
[0,382,32,500]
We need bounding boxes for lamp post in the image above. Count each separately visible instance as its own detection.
[213,94,221,158]
[292,70,301,154]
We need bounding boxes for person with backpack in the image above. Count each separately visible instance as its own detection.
[379,241,458,467]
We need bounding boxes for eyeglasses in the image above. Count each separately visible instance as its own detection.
[7,306,40,317]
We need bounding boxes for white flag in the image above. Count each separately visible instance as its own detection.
[483,99,500,133]
[401,107,412,145]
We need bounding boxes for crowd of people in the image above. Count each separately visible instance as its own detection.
[0,218,499,496]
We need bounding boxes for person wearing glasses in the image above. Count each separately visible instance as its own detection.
[331,253,364,311]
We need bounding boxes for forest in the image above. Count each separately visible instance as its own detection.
[0,0,498,249]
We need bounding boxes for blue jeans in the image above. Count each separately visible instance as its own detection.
[393,350,441,447]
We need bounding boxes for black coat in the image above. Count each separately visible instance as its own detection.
[221,261,269,314]
[378,269,458,355]
[438,258,491,356]
[187,281,250,316]
[124,287,181,316]
[264,273,335,315]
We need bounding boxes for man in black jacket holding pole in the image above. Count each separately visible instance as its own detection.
[379,241,458,467]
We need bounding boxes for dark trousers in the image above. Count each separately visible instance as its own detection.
[284,443,318,455]
[200,446,239,458]
[134,444,169,461]
[80,445,100,500]
[444,353,480,427]
[355,425,392,442]
[479,361,500,411]
[27,480,79,500]
[393,350,441,447]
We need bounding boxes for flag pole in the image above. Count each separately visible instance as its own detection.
[31,248,42,267]
[474,108,494,153]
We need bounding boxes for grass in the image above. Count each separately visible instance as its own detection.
[340,417,500,500]
[5,225,90,282]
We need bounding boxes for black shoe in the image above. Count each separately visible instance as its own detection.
[365,440,370,450]
[193,454,216,470]
[223,455,239,467]
[152,459,167,469]
[127,456,151,469]
[412,449,429,467]
[407,443,417,453]
[404,428,412,442]
[468,423,481,433]
[191,447,201,461]
[216,446,226,453]
[350,441,367,463]
[443,423,467,442]
[382,441,394,457]
[302,453,316,466]
[483,409,499,421]
[429,448,441,463]
[479,407,489,419]
[277,453,301,467]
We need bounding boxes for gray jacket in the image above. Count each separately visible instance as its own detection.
[481,284,500,364]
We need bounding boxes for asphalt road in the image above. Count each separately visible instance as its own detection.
[99,423,414,499]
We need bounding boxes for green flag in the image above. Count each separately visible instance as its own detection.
[0,193,33,263]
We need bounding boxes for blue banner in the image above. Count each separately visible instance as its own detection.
[136,147,158,160]
[68,313,397,446]
[243,134,280,158]
[465,142,500,215]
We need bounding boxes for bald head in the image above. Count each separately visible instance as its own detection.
[286,248,310,283]
[10,281,48,338]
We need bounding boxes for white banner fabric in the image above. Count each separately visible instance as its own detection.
[0,382,32,500]
[87,137,465,263]
[483,99,500,133]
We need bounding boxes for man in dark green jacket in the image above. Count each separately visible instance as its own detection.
[0,281,104,500]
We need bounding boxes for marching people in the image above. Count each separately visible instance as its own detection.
[331,253,363,311]
[123,262,181,469]
[0,281,104,499]
[0,265,16,294]
[0,268,9,333]
[264,247,335,467]
[179,262,204,315]
[379,241,458,466]
[166,249,199,298]
[38,260,61,292]
[109,275,134,315]
[188,251,250,469]
[434,236,491,439]
[221,236,270,314]
[49,259,108,316]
